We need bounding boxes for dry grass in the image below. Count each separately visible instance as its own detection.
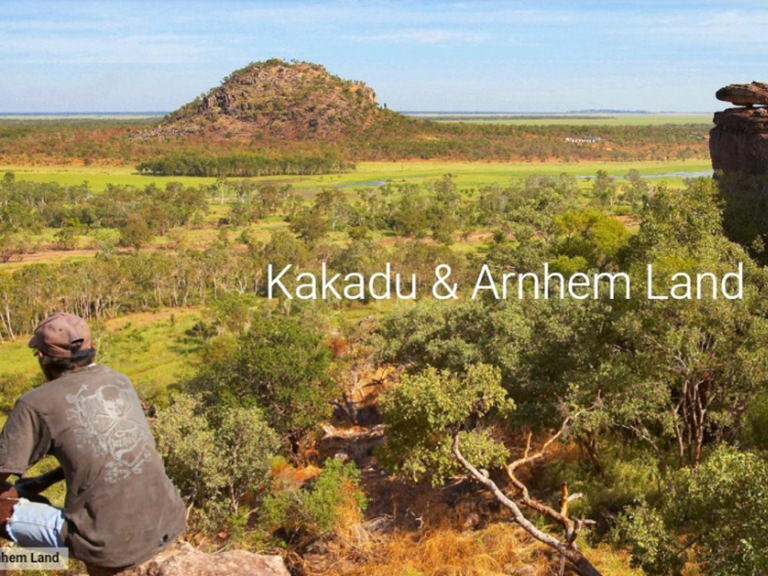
[302,420,641,576]
[306,521,643,576]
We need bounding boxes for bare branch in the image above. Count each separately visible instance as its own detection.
[451,429,603,576]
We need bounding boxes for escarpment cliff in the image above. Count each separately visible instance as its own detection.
[710,82,768,175]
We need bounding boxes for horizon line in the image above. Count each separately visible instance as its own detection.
[0,110,714,117]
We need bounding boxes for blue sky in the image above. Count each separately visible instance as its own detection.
[2,0,767,113]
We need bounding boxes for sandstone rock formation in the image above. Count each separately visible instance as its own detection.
[710,106,768,175]
[710,83,768,175]
[88,542,290,576]
[146,59,393,141]
[716,81,768,107]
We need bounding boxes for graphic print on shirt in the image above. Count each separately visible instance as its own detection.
[66,383,153,483]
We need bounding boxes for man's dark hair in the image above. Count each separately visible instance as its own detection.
[39,348,96,375]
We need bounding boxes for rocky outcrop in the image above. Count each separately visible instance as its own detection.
[710,83,768,175]
[146,59,392,141]
[87,542,290,576]
[716,81,768,107]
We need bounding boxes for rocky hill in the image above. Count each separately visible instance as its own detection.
[148,59,396,141]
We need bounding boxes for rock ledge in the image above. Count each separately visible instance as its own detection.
[88,542,290,576]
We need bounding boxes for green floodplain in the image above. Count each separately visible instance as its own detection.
[0,154,712,388]
[1,158,712,193]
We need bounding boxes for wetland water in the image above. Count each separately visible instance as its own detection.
[639,170,711,178]
[576,170,711,180]
[335,171,712,188]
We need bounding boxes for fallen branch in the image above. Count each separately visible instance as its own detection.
[451,428,602,576]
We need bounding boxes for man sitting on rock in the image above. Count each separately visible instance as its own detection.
[0,312,185,574]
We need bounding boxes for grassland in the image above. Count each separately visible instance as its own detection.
[1,158,712,194]
[0,164,219,191]
[2,308,202,397]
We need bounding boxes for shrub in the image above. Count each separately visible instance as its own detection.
[615,446,768,576]
[259,457,367,547]
[153,394,280,531]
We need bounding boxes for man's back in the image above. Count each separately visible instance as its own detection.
[0,364,185,568]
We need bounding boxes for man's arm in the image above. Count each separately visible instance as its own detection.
[14,467,63,495]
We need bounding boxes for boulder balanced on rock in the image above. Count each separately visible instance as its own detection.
[716,81,768,107]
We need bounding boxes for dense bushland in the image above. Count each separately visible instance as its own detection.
[4,166,768,575]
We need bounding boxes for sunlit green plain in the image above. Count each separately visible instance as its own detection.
[0,158,712,193]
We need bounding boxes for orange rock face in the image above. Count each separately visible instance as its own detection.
[711,84,768,175]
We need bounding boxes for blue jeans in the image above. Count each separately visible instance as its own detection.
[6,498,65,548]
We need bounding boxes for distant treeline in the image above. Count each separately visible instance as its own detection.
[0,118,712,166]
[136,153,354,177]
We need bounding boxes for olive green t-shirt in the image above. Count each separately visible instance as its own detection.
[0,364,186,568]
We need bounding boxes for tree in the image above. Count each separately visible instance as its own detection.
[260,230,311,272]
[259,458,367,547]
[289,209,328,246]
[427,174,462,244]
[189,315,337,453]
[567,180,768,468]
[379,364,513,484]
[376,296,607,427]
[379,364,603,576]
[676,447,768,576]
[592,170,617,207]
[118,215,153,253]
[623,168,649,208]
[391,183,431,238]
[54,217,83,250]
[553,209,629,270]
[0,231,33,263]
